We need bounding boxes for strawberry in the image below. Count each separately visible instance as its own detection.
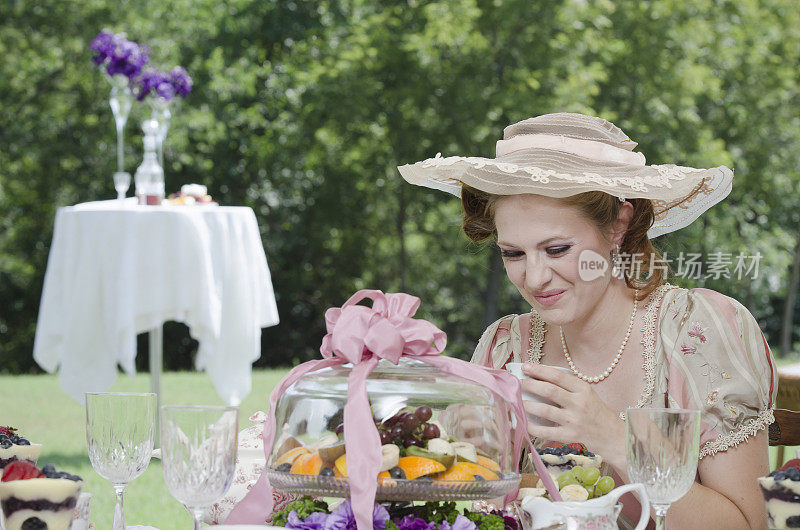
[0,426,17,437]
[565,442,587,454]
[1,461,44,481]
[779,458,800,472]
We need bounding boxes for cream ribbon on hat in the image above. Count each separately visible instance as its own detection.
[496,133,647,166]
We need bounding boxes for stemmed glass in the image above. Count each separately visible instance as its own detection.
[160,406,239,530]
[113,171,131,202]
[625,407,701,530]
[86,392,156,530]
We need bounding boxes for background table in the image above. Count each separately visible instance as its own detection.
[33,199,279,406]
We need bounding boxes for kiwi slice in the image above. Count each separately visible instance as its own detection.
[406,445,456,468]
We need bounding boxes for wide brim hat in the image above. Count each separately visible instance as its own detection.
[397,113,733,238]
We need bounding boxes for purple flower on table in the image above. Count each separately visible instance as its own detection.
[169,66,193,97]
[286,510,328,530]
[136,66,192,102]
[89,29,116,65]
[395,515,435,530]
[324,500,389,530]
[136,69,173,101]
[90,29,150,80]
[438,515,476,530]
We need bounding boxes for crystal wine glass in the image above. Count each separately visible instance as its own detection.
[625,407,701,530]
[160,405,239,530]
[113,171,131,202]
[86,392,156,530]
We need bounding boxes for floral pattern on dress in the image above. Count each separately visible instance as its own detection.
[687,322,709,344]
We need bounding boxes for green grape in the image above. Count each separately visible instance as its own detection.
[557,470,578,489]
[581,467,600,486]
[570,465,585,482]
[595,476,615,496]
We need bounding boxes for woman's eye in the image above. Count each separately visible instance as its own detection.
[500,249,524,259]
[546,245,571,256]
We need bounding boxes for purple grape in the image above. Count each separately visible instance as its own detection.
[422,423,440,440]
[415,406,432,422]
[401,414,419,431]
[390,425,405,440]
[403,438,423,448]
[379,430,392,445]
[335,423,344,435]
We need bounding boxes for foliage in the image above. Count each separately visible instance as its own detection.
[1,0,799,373]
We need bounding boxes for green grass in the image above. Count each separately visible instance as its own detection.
[0,369,289,530]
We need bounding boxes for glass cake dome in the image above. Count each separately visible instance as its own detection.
[264,357,521,501]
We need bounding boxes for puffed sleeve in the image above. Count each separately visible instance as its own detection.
[658,287,777,459]
[470,314,522,369]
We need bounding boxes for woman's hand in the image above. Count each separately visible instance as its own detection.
[520,364,626,470]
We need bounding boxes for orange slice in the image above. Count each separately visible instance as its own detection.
[334,454,348,476]
[433,461,499,481]
[476,455,501,473]
[396,456,446,480]
[277,446,310,466]
[290,451,323,475]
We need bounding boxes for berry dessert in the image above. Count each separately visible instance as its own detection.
[536,443,603,475]
[0,427,42,473]
[759,458,800,529]
[0,461,83,530]
[272,406,503,484]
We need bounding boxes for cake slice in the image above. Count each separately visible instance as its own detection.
[0,461,83,530]
[0,427,42,472]
[759,459,800,529]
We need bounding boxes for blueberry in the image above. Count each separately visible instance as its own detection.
[21,517,47,530]
[42,464,56,474]
[584,451,595,458]
[774,471,788,481]
[566,447,579,455]
[276,463,292,473]
[787,515,800,528]
[319,467,335,477]
[16,437,30,446]
[789,468,800,481]
[389,467,406,479]
[0,438,11,449]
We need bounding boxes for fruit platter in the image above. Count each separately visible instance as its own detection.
[262,357,522,501]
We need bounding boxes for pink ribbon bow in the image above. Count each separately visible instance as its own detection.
[226,290,560,529]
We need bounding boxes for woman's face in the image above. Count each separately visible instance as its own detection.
[494,194,616,326]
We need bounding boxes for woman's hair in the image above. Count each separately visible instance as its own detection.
[461,186,666,300]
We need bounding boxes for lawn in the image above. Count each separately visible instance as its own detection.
[0,369,289,530]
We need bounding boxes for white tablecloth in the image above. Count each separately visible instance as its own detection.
[33,199,279,405]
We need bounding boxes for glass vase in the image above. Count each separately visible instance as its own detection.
[150,98,172,171]
[108,74,133,176]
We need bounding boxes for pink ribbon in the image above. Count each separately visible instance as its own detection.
[225,290,560,528]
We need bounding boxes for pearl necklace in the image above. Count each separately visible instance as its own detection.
[560,289,638,384]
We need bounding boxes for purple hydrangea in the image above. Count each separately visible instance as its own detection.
[396,515,435,530]
[439,515,477,530]
[286,510,329,530]
[136,66,192,102]
[169,66,193,97]
[322,500,390,530]
[90,29,150,80]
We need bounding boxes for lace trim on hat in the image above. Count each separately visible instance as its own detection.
[420,154,705,192]
[699,407,775,459]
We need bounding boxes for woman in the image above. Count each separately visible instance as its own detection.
[398,113,776,529]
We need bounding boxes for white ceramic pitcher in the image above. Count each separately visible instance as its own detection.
[520,483,650,530]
